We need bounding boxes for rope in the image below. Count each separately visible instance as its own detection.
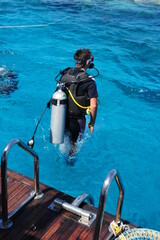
[0,22,54,29]
[117,228,160,240]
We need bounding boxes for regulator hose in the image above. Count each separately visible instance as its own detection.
[68,88,100,115]
[27,100,51,148]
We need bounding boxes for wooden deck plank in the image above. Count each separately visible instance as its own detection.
[0,195,51,239]
[21,194,66,240]
[40,215,64,240]
[3,193,62,239]
[8,186,32,213]
[0,168,136,239]
[8,183,26,202]
[68,224,86,240]
[14,197,58,240]
[50,218,78,240]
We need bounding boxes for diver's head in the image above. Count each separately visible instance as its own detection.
[74,48,94,69]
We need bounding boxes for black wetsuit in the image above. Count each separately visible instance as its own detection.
[61,67,98,142]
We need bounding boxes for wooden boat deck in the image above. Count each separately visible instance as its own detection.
[0,168,136,240]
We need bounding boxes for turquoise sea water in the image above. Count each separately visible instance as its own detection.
[0,0,160,231]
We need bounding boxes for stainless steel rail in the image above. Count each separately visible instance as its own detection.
[93,169,124,240]
[0,138,43,229]
[72,193,94,207]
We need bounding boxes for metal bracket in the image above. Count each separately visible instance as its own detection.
[48,193,96,226]
[106,220,130,240]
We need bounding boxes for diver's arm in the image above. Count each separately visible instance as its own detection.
[88,97,97,134]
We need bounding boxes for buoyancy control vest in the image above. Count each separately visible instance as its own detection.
[60,68,92,116]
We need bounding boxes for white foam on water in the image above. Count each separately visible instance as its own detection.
[134,0,160,4]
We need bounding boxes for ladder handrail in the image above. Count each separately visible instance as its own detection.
[0,138,42,229]
[93,169,124,240]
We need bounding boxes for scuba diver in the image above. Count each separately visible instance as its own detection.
[28,49,99,158]
[58,48,98,156]
[0,66,18,79]
[0,66,18,95]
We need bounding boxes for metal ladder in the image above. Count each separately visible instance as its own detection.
[0,138,43,229]
[93,169,124,240]
[49,169,124,239]
[0,138,124,239]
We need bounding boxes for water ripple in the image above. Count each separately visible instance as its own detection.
[112,79,160,103]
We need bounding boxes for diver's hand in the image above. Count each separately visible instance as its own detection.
[88,123,94,134]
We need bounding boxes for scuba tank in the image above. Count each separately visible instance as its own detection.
[50,85,67,144]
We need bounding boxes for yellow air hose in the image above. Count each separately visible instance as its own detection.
[68,89,90,114]
[68,89,100,115]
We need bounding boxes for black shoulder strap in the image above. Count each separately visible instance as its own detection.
[60,67,72,75]
[59,67,94,84]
